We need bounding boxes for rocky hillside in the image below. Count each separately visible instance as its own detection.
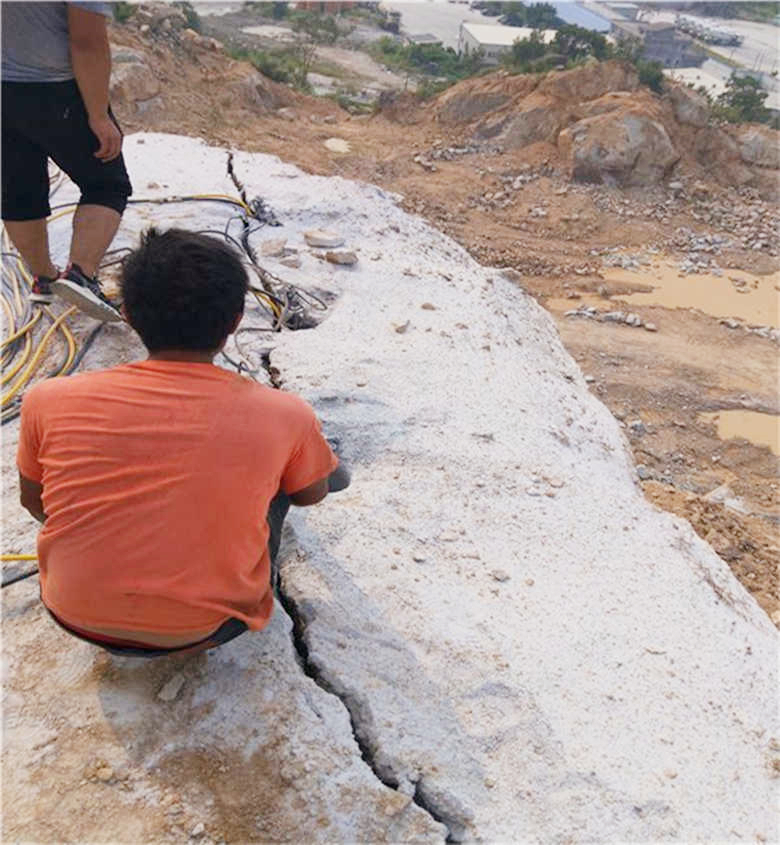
[108,7,779,200]
[108,5,342,142]
[430,61,780,194]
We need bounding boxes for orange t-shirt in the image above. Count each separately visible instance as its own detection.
[16,361,337,635]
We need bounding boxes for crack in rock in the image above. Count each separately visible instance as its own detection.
[275,577,462,842]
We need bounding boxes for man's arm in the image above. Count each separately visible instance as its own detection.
[19,474,46,524]
[288,476,329,507]
[67,5,122,162]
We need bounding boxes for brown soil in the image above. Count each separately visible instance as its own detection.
[107,22,779,627]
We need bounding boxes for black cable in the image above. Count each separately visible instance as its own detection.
[65,323,104,374]
[1,567,39,588]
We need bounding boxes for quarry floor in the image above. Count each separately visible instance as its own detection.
[3,135,777,842]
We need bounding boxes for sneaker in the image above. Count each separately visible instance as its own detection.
[30,274,56,305]
[51,264,122,322]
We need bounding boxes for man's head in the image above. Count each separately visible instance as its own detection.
[121,227,248,354]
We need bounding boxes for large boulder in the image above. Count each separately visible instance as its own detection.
[573,90,643,120]
[693,127,756,187]
[734,124,780,169]
[475,92,568,147]
[537,60,639,103]
[559,107,679,186]
[667,83,710,128]
[434,74,536,126]
[231,69,294,113]
[110,60,161,113]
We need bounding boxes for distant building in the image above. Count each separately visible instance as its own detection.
[612,19,705,68]
[606,2,640,21]
[458,23,557,65]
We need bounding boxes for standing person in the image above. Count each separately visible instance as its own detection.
[17,228,349,657]
[1,1,132,322]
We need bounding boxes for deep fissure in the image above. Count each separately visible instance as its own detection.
[275,577,462,842]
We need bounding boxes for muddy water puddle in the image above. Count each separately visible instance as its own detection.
[701,410,780,456]
[603,263,779,328]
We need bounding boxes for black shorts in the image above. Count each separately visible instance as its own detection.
[1,79,132,221]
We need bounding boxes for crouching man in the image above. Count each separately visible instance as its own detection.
[17,228,347,657]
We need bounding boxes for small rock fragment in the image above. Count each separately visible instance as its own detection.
[324,137,350,153]
[394,321,410,334]
[96,766,114,782]
[191,822,206,838]
[325,250,358,266]
[279,255,301,269]
[304,229,344,248]
[490,569,510,582]
[643,322,658,332]
[157,672,186,702]
[636,465,651,480]
[421,302,436,310]
[261,238,286,257]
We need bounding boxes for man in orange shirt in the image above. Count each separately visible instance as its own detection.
[17,228,347,656]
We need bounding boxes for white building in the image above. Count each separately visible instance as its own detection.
[458,22,558,65]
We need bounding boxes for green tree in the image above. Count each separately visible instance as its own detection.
[525,3,563,28]
[499,2,527,26]
[289,11,340,89]
[553,24,609,60]
[635,59,664,93]
[716,73,771,123]
[113,2,135,23]
[172,1,201,32]
[505,30,548,68]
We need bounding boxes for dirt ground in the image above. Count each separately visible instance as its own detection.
[107,21,778,627]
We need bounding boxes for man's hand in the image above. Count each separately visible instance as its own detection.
[89,113,122,162]
[19,473,46,524]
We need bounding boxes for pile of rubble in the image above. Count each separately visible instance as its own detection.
[118,3,223,51]
[564,305,658,332]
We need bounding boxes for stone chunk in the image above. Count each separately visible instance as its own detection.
[304,230,344,249]
[157,672,186,702]
[261,238,287,257]
[325,250,358,266]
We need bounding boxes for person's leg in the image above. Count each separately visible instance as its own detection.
[68,204,121,277]
[39,87,131,319]
[2,219,59,279]
[267,491,291,592]
[1,83,59,284]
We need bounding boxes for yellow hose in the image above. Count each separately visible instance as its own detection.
[1,554,37,562]
[1,329,33,386]
[2,310,42,350]
[2,306,76,406]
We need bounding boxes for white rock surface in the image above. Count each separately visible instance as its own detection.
[2,134,777,842]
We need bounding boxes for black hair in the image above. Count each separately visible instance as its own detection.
[120,227,248,353]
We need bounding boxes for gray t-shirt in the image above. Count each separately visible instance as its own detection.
[2,2,113,83]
